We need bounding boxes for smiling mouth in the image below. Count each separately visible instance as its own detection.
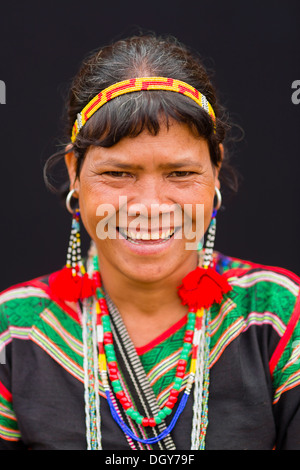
[117,227,179,243]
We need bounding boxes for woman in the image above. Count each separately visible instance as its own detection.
[0,35,299,450]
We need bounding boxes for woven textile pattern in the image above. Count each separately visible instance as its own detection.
[1,252,300,449]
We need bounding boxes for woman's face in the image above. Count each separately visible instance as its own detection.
[65,120,221,284]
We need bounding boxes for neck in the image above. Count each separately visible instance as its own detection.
[95,252,199,347]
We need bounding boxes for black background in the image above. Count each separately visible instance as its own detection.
[0,0,299,291]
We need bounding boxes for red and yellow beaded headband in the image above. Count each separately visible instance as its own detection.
[71,77,216,142]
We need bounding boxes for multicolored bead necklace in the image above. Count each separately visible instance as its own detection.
[49,208,232,448]
[92,256,206,441]
[80,213,231,448]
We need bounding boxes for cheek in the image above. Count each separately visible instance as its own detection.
[77,181,115,240]
[78,196,97,241]
[183,186,215,228]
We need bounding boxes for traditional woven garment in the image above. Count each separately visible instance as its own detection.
[1,252,300,449]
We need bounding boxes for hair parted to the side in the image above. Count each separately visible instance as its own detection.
[44,34,239,200]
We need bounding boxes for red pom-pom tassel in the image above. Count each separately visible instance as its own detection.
[80,272,96,299]
[177,267,232,310]
[49,266,96,302]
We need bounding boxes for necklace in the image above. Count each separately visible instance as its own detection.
[79,215,231,449]
[82,279,211,449]
[82,260,215,448]
[93,257,209,443]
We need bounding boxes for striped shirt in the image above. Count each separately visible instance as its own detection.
[0,252,300,449]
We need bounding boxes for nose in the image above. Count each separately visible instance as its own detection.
[126,176,182,229]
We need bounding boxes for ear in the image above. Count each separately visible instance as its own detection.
[214,143,224,190]
[64,144,80,193]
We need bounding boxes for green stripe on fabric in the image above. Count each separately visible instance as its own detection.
[210,279,297,350]
[0,396,20,439]
[1,290,84,378]
[0,424,21,440]
[36,306,83,364]
[0,394,13,412]
[1,293,50,328]
[272,316,300,398]
[139,324,189,399]
[30,326,84,382]
[0,403,16,422]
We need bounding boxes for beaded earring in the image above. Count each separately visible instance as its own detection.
[49,189,95,302]
[178,186,230,311]
[202,186,221,268]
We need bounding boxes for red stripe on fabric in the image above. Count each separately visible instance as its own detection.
[215,254,300,377]
[136,314,188,356]
[1,280,43,295]
[219,254,300,285]
[253,264,300,284]
[0,381,12,402]
[222,267,254,279]
[269,289,300,377]
[1,276,80,324]
[32,278,80,324]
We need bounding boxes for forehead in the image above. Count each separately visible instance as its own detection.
[86,121,211,167]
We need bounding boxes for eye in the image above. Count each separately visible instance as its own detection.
[103,171,132,178]
[169,171,195,177]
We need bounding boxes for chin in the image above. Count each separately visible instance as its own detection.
[119,251,195,285]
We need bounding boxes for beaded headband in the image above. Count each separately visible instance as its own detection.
[71,77,216,142]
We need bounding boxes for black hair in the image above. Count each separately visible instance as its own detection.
[44,34,239,199]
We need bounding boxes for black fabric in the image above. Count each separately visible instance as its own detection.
[1,322,299,450]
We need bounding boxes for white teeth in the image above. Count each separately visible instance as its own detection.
[120,228,175,241]
[151,232,160,240]
[141,232,151,240]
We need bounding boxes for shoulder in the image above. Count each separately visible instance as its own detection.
[215,251,300,286]
[214,252,300,325]
[213,252,300,382]
[0,272,80,330]
[0,276,51,327]
[215,252,300,309]
[210,251,300,342]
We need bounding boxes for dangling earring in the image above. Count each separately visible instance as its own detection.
[202,186,222,268]
[178,186,231,311]
[49,189,95,302]
[65,189,84,276]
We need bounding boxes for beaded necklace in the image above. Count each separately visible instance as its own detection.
[91,253,210,444]
[82,273,210,448]
[79,215,231,449]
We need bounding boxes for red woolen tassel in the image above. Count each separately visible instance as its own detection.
[49,267,96,302]
[80,273,96,299]
[177,266,232,310]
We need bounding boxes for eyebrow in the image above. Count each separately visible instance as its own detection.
[95,158,203,170]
